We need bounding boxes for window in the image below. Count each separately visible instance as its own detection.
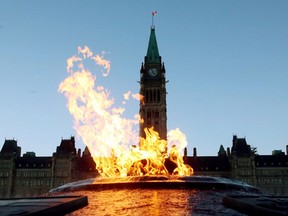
[147,112,151,118]
[145,91,149,102]
[154,111,159,118]
[157,90,160,102]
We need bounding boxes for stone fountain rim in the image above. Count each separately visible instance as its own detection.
[49,175,260,194]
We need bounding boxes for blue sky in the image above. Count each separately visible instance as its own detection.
[0,1,287,156]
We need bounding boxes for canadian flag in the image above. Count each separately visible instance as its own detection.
[152,11,157,16]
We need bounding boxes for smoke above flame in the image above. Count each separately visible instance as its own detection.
[59,46,193,177]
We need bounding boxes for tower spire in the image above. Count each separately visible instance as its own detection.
[146,21,161,64]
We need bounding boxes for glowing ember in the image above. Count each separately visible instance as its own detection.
[58,46,193,177]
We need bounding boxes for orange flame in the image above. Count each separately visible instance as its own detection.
[59,46,193,177]
[122,91,145,105]
[92,51,111,77]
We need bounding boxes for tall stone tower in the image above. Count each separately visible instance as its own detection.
[139,26,167,141]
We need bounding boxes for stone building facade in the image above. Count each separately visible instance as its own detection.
[1,135,288,197]
[185,135,288,195]
[0,137,98,198]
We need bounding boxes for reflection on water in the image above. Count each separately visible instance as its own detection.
[67,189,246,215]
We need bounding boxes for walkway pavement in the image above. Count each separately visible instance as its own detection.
[223,195,288,216]
[0,195,88,215]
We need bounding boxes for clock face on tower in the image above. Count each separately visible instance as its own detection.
[148,68,158,77]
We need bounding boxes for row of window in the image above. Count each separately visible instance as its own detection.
[54,179,66,186]
[15,179,67,187]
[238,178,253,184]
[0,180,8,186]
[146,120,159,126]
[0,162,11,169]
[0,171,9,177]
[1,178,68,187]
[147,111,160,119]
[16,171,52,178]
[237,159,251,167]
[145,89,161,103]
[237,169,252,176]
[1,170,72,178]
[256,169,287,176]
[18,163,51,168]
[16,179,51,187]
[256,162,288,166]
[257,178,283,185]
[55,171,68,177]
[55,161,69,168]
[200,167,220,171]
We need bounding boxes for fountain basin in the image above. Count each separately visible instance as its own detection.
[47,176,262,215]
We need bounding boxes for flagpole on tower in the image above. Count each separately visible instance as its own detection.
[152,11,157,28]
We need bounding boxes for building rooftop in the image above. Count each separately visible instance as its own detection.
[231,135,252,156]
[0,139,21,157]
[16,157,52,169]
[55,137,76,156]
[186,156,230,172]
[255,155,288,167]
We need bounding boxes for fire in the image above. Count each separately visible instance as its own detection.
[168,128,193,176]
[123,91,145,105]
[59,46,193,178]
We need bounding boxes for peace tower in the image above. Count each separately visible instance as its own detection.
[139,25,167,141]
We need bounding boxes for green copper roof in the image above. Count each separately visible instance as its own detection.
[218,145,226,156]
[146,27,161,64]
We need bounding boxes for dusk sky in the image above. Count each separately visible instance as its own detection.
[1,1,288,156]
